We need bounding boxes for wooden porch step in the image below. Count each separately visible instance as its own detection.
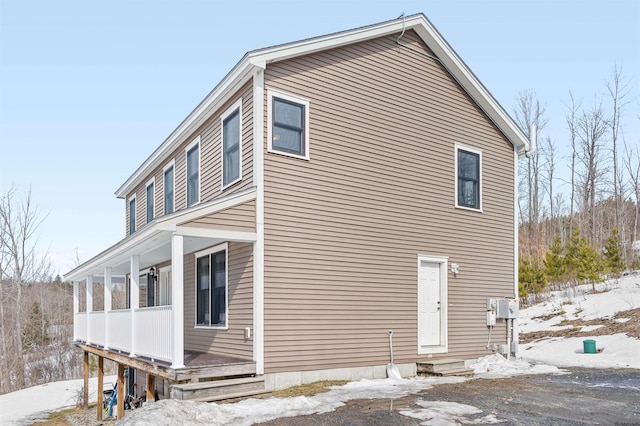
[170,376,266,402]
[417,359,474,377]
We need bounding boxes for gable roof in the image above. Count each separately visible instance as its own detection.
[115,13,529,199]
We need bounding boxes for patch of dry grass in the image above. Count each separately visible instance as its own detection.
[272,380,349,398]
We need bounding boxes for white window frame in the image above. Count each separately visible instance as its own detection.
[194,242,229,330]
[158,265,172,306]
[128,194,136,235]
[454,143,483,212]
[220,99,243,190]
[185,136,201,207]
[163,160,175,215]
[145,177,155,224]
[267,89,310,160]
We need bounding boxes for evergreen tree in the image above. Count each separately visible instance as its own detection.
[544,235,566,285]
[23,301,49,351]
[576,238,603,290]
[519,256,547,300]
[603,229,625,276]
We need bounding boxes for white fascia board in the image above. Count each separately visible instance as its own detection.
[175,226,256,242]
[409,17,530,154]
[65,188,257,281]
[115,62,259,199]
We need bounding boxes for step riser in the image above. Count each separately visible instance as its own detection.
[418,363,467,373]
[174,381,265,401]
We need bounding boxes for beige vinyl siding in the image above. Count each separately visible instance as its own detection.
[263,30,515,373]
[125,80,254,231]
[179,200,256,233]
[183,241,254,359]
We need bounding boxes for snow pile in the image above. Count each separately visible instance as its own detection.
[0,375,116,426]
[470,354,563,378]
[118,376,466,426]
[399,400,487,425]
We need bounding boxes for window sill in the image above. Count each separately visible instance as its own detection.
[454,204,483,213]
[267,147,310,161]
[194,325,228,330]
[221,177,242,191]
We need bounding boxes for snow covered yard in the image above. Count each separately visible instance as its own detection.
[518,272,640,369]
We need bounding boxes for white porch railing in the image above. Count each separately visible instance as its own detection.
[134,306,172,362]
[106,309,131,353]
[76,307,172,363]
[88,311,105,346]
[74,312,87,342]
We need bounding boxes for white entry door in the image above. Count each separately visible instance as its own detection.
[159,266,172,305]
[418,256,447,353]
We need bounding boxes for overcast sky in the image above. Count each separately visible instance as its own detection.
[1,0,638,276]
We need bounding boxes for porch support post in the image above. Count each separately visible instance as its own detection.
[83,351,89,409]
[130,255,140,357]
[146,374,156,402]
[73,281,79,340]
[97,356,104,421]
[86,276,93,344]
[117,363,125,419]
[104,267,112,349]
[170,234,184,368]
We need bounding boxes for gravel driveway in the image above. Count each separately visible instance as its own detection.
[259,368,640,425]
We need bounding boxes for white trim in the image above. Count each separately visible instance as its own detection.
[64,188,256,281]
[266,89,310,160]
[513,147,519,351]
[145,177,156,224]
[252,69,265,375]
[185,136,201,207]
[128,194,137,235]
[194,242,229,330]
[220,98,243,190]
[163,159,176,215]
[115,14,528,199]
[454,143,483,212]
[417,254,448,355]
[175,226,256,242]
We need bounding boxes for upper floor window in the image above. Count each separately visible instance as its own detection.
[455,144,482,211]
[195,244,228,328]
[222,100,242,188]
[128,195,136,234]
[146,178,155,224]
[186,137,200,207]
[163,162,174,215]
[267,90,310,160]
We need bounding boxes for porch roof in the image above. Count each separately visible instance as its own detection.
[64,188,256,281]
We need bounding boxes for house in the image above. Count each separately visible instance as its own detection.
[64,13,530,418]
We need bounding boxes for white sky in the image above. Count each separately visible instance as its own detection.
[1,0,638,275]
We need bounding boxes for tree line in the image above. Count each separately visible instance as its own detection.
[517,66,639,302]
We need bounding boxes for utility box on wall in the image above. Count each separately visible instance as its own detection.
[496,298,518,319]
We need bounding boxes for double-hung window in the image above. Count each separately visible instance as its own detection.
[163,162,174,215]
[455,145,482,211]
[128,195,136,235]
[222,100,242,188]
[146,179,155,224]
[268,90,309,159]
[186,138,200,207]
[195,244,228,328]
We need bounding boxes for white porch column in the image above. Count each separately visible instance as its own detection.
[73,281,79,341]
[86,276,93,344]
[104,267,112,349]
[130,255,140,357]
[171,234,184,369]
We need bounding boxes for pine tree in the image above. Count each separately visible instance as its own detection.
[519,256,547,301]
[603,228,625,276]
[576,238,603,290]
[23,301,49,351]
[544,235,566,286]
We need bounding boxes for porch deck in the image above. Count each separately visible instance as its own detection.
[79,343,256,382]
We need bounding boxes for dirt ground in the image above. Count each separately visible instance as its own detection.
[519,307,640,343]
[259,368,640,425]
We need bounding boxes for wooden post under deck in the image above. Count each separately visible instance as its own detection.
[97,356,104,420]
[117,364,125,419]
[146,374,156,402]
[83,351,89,409]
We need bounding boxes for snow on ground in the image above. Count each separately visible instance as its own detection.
[470,353,563,378]
[518,273,640,332]
[0,375,116,425]
[518,272,640,369]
